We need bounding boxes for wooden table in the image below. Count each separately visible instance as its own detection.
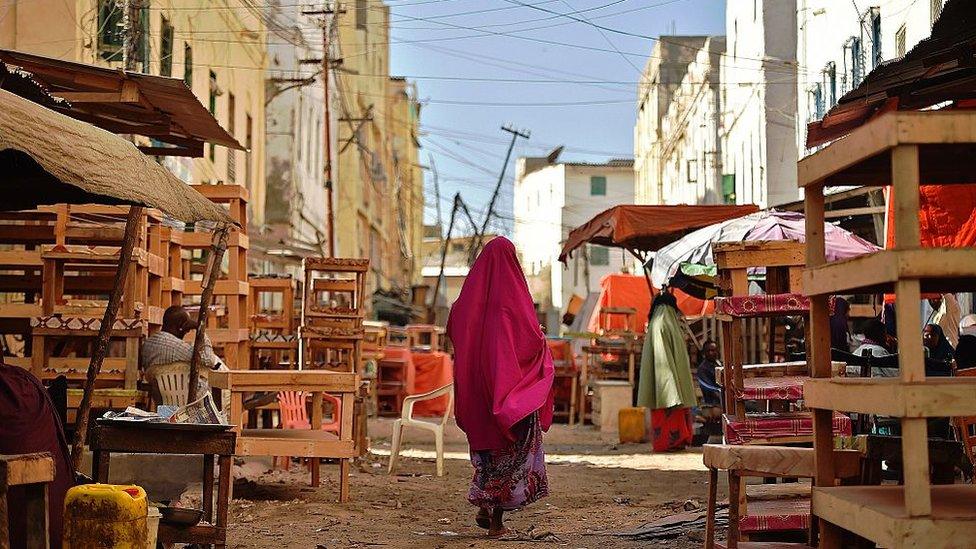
[90,423,235,549]
[209,370,358,501]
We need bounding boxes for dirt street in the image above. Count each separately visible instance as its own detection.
[224,418,715,548]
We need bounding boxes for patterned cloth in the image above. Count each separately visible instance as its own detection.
[141,330,219,370]
[714,293,810,318]
[734,376,806,401]
[723,412,852,445]
[652,407,694,452]
[468,414,549,511]
[31,315,144,331]
[740,497,810,533]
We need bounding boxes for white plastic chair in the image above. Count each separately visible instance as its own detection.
[144,362,208,408]
[388,383,454,477]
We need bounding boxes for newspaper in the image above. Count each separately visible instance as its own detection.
[102,407,166,422]
[168,392,226,425]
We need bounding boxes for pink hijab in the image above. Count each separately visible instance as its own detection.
[447,237,555,451]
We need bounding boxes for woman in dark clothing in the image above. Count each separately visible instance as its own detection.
[955,335,976,370]
[923,323,955,362]
[0,359,74,548]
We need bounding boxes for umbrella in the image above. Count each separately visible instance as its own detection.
[649,210,880,288]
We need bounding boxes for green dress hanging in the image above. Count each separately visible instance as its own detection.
[637,304,697,410]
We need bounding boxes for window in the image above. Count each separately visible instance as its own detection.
[590,175,607,196]
[848,36,864,89]
[97,0,124,62]
[227,92,236,183]
[183,43,193,88]
[159,17,174,76]
[687,159,698,183]
[208,70,217,162]
[589,245,610,266]
[356,0,367,29]
[931,0,944,25]
[824,62,837,107]
[895,25,907,57]
[722,174,736,204]
[870,8,882,68]
[245,114,252,190]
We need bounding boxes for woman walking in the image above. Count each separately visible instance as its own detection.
[637,290,697,452]
[447,237,555,537]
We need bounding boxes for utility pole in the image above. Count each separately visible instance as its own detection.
[303,3,345,257]
[121,0,144,71]
[470,124,530,262]
[429,154,443,231]
[430,194,460,323]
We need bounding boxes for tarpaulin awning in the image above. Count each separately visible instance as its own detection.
[0,87,233,223]
[559,204,760,263]
[585,274,712,334]
[806,0,976,148]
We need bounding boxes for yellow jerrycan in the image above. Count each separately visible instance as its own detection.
[63,484,148,548]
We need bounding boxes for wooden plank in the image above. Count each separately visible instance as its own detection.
[180,231,248,249]
[0,453,54,486]
[234,430,356,458]
[702,445,861,479]
[812,485,976,548]
[804,377,976,417]
[713,241,805,269]
[801,248,976,296]
[192,184,250,202]
[183,279,249,296]
[210,370,358,393]
[0,303,43,318]
[0,250,43,266]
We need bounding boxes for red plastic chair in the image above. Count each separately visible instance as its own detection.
[275,391,310,470]
[321,393,341,435]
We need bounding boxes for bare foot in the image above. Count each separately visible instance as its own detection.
[475,508,490,529]
[487,507,506,537]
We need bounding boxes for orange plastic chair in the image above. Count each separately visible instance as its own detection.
[321,393,341,435]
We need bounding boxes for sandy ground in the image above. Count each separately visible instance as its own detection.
[224,418,719,548]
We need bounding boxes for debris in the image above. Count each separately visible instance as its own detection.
[612,497,631,505]
[437,518,451,524]
[612,506,728,541]
[683,499,702,511]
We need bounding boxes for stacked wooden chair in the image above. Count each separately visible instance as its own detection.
[300,257,369,372]
[704,241,852,546]
[577,306,640,426]
[248,275,298,369]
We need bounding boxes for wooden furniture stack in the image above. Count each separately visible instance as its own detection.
[576,306,640,426]
[0,453,55,548]
[405,324,443,352]
[361,320,388,416]
[800,110,976,547]
[706,241,852,546]
[248,275,298,369]
[300,257,369,372]
[182,185,250,370]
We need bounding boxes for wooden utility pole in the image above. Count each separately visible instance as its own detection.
[303,4,344,257]
[429,194,460,323]
[470,124,529,261]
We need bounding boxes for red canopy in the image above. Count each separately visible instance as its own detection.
[559,204,760,262]
[586,274,713,334]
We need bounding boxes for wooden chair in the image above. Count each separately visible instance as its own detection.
[0,453,55,549]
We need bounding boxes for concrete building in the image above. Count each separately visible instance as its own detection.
[262,1,339,266]
[659,36,726,205]
[0,0,268,225]
[634,36,709,205]
[334,1,425,299]
[796,0,944,156]
[513,154,635,326]
[720,0,799,208]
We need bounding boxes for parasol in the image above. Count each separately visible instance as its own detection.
[649,210,879,289]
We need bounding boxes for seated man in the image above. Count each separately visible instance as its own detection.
[142,305,225,400]
[695,340,723,407]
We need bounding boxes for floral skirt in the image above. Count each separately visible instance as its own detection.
[468,414,549,511]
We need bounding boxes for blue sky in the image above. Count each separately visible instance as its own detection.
[385,0,727,234]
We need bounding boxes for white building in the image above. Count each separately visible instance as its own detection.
[634,36,710,205]
[721,0,799,208]
[263,1,340,263]
[660,36,726,205]
[796,0,944,156]
[513,154,635,326]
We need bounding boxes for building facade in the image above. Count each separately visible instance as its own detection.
[720,0,799,208]
[0,0,268,226]
[262,1,339,266]
[513,155,635,327]
[659,36,726,205]
[796,0,944,157]
[634,36,709,205]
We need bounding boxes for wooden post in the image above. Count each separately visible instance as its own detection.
[188,225,230,403]
[429,195,459,324]
[71,205,143,470]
